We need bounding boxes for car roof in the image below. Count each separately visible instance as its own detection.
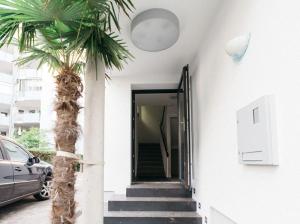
[0,135,33,156]
[0,135,19,144]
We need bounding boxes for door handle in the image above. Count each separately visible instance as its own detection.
[15,167,22,172]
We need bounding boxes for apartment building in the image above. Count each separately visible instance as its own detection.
[0,47,42,137]
[0,47,83,151]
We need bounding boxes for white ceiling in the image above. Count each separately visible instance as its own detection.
[109,0,220,77]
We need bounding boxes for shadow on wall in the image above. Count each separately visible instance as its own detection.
[138,105,164,144]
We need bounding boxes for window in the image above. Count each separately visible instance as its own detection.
[2,140,29,162]
[29,110,35,114]
[0,132,7,136]
[19,79,42,92]
[18,110,24,114]
[0,112,8,117]
[0,149,3,160]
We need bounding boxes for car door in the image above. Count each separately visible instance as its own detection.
[1,140,41,198]
[0,145,14,203]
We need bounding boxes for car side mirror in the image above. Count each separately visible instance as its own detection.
[27,156,40,165]
[33,156,40,164]
[27,157,34,165]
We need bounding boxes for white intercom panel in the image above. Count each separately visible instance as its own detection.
[236,95,278,165]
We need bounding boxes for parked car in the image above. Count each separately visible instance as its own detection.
[0,136,53,207]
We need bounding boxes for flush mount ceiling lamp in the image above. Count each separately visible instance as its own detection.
[225,33,251,61]
[131,8,180,52]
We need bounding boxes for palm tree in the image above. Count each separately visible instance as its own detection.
[0,0,134,223]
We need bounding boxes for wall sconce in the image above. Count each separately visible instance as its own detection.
[225,33,251,61]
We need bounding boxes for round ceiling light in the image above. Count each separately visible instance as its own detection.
[131,8,180,52]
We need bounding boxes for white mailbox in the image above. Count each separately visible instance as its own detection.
[236,95,278,165]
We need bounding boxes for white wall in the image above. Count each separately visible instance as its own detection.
[191,0,300,223]
[138,105,163,144]
[104,74,179,193]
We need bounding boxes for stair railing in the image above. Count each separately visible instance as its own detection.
[160,106,169,157]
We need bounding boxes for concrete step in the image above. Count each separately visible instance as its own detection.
[108,195,196,212]
[138,163,164,167]
[138,167,164,171]
[104,211,202,224]
[139,143,161,147]
[126,183,192,198]
[137,173,165,177]
[139,158,163,162]
[139,154,162,158]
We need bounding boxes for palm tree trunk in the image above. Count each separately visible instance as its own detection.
[82,58,105,224]
[51,67,83,224]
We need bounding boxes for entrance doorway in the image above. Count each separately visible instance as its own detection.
[131,65,191,188]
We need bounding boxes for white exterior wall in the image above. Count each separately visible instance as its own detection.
[191,0,300,223]
[104,74,179,193]
[0,49,15,136]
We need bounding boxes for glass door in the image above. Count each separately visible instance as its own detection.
[177,65,192,189]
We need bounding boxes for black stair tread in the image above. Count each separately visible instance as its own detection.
[110,195,194,202]
[139,143,160,146]
[138,167,164,170]
[137,143,165,179]
[137,170,164,172]
[138,163,164,166]
[108,200,194,211]
[138,168,164,171]
[126,184,192,198]
[139,160,161,166]
[137,173,165,175]
[129,183,183,188]
[105,211,201,218]
[137,173,165,176]
[139,156,163,158]
[139,158,162,160]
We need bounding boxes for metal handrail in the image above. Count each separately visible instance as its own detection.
[160,106,169,157]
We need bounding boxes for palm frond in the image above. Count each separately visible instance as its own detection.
[0,0,135,72]
[17,46,63,70]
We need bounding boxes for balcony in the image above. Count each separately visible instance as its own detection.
[16,90,41,105]
[0,93,13,106]
[0,114,9,127]
[0,51,13,63]
[18,69,41,80]
[14,113,40,124]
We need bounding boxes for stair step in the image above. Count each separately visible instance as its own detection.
[137,172,165,175]
[137,174,165,177]
[139,161,164,165]
[138,166,164,171]
[108,196,196,212]
[139,158,163,163]
[139,154,161,157]
[104,211,202,224]
[127,184,192,198]
[137,172,164,175]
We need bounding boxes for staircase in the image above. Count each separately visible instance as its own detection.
[137,143,165,180]
[104,183,202,224]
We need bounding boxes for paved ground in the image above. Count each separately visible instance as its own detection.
[0,196,51,224]
[0,174,85,224]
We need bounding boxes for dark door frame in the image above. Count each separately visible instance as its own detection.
[131,89,178,183]
[177,65,192,189]
[131,65,191,184]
